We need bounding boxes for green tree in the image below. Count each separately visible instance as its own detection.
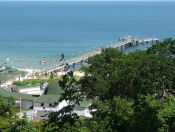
[92,96,134,132]
[48,71,85,131]
[0,96,16,131]
[147,38,175,57]
[133,95,175,132]
[46,39,175,132]
[10,114,44,132]
[0,96,44,131]
[0,96,16,117]
[81,49,175,100]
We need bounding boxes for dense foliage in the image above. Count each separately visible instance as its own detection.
[0,95,44,132]
[1,38,175,131]
[48,38,175,132]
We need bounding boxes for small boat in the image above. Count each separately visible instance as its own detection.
[39,60,47,64]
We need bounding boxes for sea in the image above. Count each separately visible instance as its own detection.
[0,1,175,69]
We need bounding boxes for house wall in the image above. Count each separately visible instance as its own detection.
[33,100,92,118]
[34,103,59,112]
[17,87,42,95]
[18,87,40,93]
[15,100,33,109]
[22,90,42,95]
[33,100,68,112]
[73,107,92,118]
[21,100,33,109]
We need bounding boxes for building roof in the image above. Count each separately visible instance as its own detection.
[0,88,35,100]
[34,95,60,104]
[76,100,92,107]
[17,84,40,89]
[46,79,63,95]
[0,88,92,107]
[0,87,60,103]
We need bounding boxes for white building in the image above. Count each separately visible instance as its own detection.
[33,95,68,112]
[73,101,93,118]
[0,88,93,120]
[14,83,48,96]
[33,95,92,118]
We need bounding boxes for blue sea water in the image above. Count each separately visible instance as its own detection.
[0,1,175,69]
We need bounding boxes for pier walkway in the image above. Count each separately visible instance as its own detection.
[40,37,159,74]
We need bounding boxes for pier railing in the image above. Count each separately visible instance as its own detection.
[40,37,159,74]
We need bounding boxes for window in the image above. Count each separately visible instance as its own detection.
[49,104,52,107]
[54,102,58,106]
[41,103,44,107]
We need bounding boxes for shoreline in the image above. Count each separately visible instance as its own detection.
[14,67,42,74]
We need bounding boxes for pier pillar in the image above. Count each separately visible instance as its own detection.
[87,58,90,63]
[129,42,132,46]
[18,75,21,82]
[136,41,139,45]
[81,60,83,65]
[64,63,70,71]
[121,46,123,51]
[127,43,130,48]
[125,43,128,48]
[73,63,75,69]
[84,60,87,63]
[152,39,154,43]
[64,66,67,71]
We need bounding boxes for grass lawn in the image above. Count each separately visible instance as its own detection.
[45,79,63,95]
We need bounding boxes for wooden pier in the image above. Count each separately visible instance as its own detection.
[40,37,159,74]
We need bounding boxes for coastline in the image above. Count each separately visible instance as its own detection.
[14,67,42,74]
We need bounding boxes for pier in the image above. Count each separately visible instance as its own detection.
[40,37,159,74]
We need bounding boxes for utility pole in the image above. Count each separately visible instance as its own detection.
[20,98,22,113]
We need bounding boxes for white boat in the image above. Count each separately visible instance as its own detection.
[39,60,47,64]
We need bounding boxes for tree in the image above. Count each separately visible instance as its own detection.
[0,96,44,131]
[92,96,134,132]
[0,96,16,117]
[48,71,85,131]
[45,39,175,132]
[147,38,175,57]
[133,95,175,132]
[0,96,17,131]
[80,48,175,100]
[10,114,44,132]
